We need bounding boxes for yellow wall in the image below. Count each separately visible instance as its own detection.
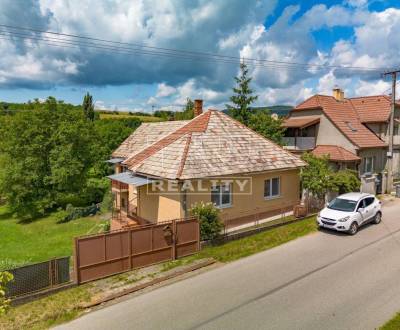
[137,182,182,222]
[134,169,300,223]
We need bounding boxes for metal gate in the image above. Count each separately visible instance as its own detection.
[74,217,200,284]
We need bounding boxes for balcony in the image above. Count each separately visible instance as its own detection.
[111,180,128,191]
[282,137,316,151]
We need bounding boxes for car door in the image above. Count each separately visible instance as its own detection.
[364,197,376,221]
[356,199,368,223]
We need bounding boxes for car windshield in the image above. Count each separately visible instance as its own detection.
[328,198,357,212]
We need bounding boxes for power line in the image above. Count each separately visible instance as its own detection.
[0,23,391,74]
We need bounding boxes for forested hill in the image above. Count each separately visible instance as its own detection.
[222,105,293,117]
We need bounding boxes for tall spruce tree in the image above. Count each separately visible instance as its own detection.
[82,92,95,121]
[226,62,258,126]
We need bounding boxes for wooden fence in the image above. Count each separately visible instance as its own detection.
[74,217,200,284]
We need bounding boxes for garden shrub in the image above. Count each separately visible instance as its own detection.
[60,203,100,223]
[191,202,223,240]
[0,271,13,315]
[332,169,361,194]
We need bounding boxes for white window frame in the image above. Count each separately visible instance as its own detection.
[363,157,374,174]
[211,183,232,209]
[264,177,281,200]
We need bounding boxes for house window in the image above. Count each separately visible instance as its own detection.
[211,183,232,208]
[264,177,280,199]
[363,157,374,174]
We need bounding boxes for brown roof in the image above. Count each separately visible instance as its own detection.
[118,110,306,179]
[312,145,360,162]
[349,95,393,123]
[293,95,386,149]
[283,116,320,129]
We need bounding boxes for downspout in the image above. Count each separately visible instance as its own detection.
[180,182,188,218]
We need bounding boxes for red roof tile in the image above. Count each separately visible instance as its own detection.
[312,145,360,162]
[349,95,393,123]
[292,95,386,149]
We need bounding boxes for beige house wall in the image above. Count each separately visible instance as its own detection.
[133,169,301,224]
[137,183,182,222]
[316,115,357,153]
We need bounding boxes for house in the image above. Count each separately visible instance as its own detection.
[108,100,305,230]
[282,88,400,194]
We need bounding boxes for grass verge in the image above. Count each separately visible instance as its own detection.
[0,215,317,329]
[162,215,317,268]
[381,313,400,330]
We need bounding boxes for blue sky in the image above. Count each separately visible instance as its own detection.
[0,0,400,111]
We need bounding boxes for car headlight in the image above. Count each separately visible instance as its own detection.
[338,216,350,222]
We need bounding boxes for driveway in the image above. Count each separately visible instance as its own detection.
[57,199,400,330]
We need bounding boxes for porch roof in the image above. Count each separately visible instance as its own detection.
[106,158,125,164]
[282,116,320,129]
[107,172,156,186]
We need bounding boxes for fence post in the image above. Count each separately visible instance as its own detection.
[73,237,80,284]
[172,219,177,260]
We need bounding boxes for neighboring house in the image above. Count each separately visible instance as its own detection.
[108,100,305,230]
[283,88,400,194]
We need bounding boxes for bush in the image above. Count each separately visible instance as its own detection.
[60,204,99,223]
[191,202,223,240]
[332,169,361,194]
[0,271,13,315]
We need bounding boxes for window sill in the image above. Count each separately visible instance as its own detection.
[216,204,232,209]
[264,195,281,201]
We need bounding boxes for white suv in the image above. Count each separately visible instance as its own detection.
[317,192,382,235]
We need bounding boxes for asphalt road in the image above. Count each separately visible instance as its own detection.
[57,199,400,330]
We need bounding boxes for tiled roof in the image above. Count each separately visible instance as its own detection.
[283,116,320,128]
[112,120,190,158]
[349,95,393,123]
[295,95,322,110]
[119,110,306,179]
[293,95,386,149]
[312,145,361,162]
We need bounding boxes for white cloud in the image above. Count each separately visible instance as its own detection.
[156,83,177,98]
[354,79,391,96]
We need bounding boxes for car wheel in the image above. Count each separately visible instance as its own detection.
[373,212,382,224]
[348,222,358,235]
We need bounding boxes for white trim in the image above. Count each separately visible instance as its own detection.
[211,183,233,208]
[264,177,281,199]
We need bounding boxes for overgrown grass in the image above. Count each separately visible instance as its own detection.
[0,285,93,330]
[99,113,163,122]
[381,312,400,330]
[0,205,106,268]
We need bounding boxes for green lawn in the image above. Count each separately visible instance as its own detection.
[381,313,400,330]
[0,205,106,269]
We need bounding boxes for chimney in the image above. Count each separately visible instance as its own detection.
[194,99,203,117]
[333,87,344,101]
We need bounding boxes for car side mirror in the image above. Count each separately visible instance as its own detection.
[357,207,364,213]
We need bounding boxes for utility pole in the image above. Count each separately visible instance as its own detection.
[383,69,400,193]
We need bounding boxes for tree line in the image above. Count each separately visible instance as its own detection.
[0,96,140,219]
